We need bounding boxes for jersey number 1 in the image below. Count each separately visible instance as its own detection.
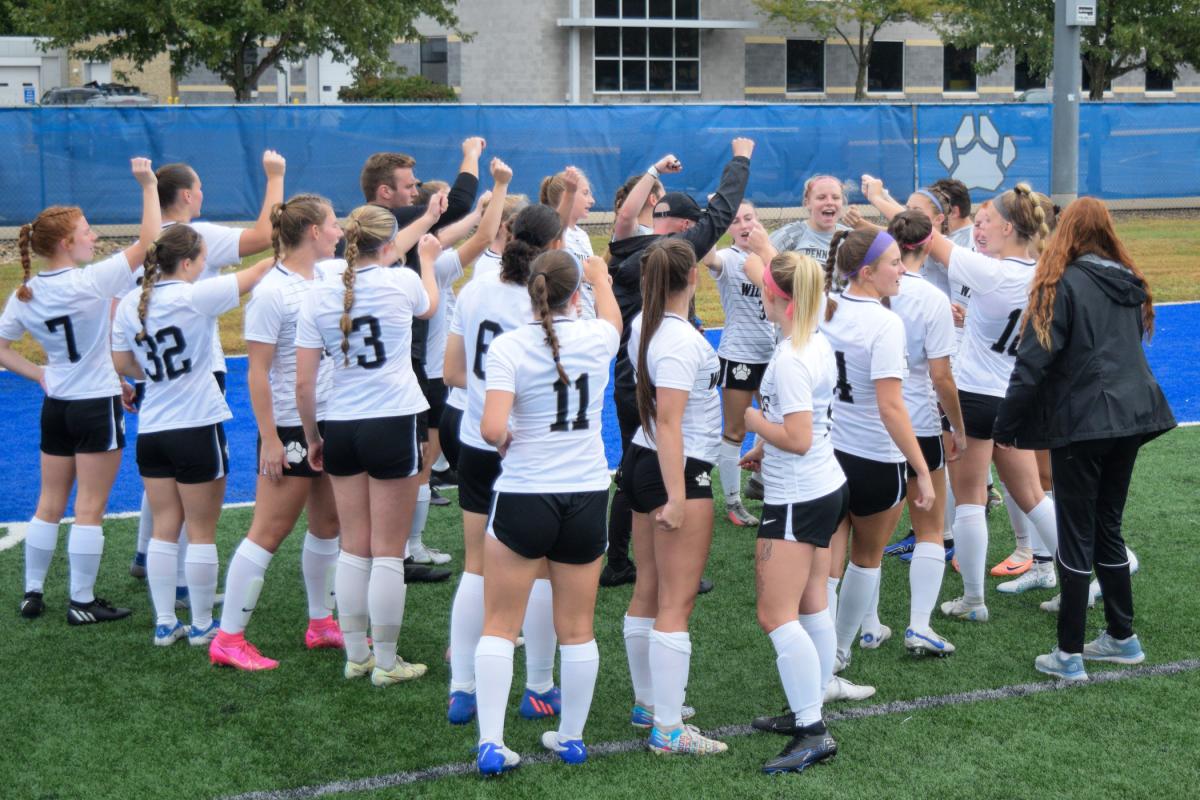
[990,309,1021,356]
[834,351,854,403]
[550,373,589,432]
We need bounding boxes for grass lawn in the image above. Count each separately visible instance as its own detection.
[4,426,1198,800]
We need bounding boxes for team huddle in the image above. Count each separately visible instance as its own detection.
[4,133,1173,777]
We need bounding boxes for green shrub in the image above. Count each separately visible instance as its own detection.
[337,66,457,103]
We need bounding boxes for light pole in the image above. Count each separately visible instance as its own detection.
[1051,1,1097,207]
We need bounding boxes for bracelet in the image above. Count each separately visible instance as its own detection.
[646,165,660,178]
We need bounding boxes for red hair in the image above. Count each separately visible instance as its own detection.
[17,205,83,301]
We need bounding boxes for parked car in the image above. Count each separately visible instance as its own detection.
[1017,88,1052,103]
[40,86,103,105]
[40,82,157,106]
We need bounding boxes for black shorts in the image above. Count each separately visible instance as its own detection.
[488,490,609,564]
[257,423,325,479]
[757,484,849,547]
[322,415,421,479]
[458,443,502,514]
[834,450,906,517]
[40,395,125,456]
[422,377,448,430]
[907,434,946,478]
[137,423,229,484]
[619,443,714,514]
[440,404,464,471]
[718,358,768,392]
[959,390,1002,440]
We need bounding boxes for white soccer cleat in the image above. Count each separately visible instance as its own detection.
[409,542,452,565]
[940,596,989,622]
[859,624,892,650]
[1040,580,1101,613]
[823,676,876,702]
[904,627,956,657]
[997,563,1057,594]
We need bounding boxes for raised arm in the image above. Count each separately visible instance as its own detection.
[239,150,287,256]
[584,254,621,335]
[120,157,162,269]
[680,138,754,257]
[394,191,448,259]
[861,174,905,222]
[234,255,276,295]
[555,166,582,230]
[614,154,681,241]
[415,233,441,321]
[436,137,485,231]
[456,159,512,266]
[742,221,776,289]
[437,190,489,247]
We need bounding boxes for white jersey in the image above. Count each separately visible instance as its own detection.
[708,246,774,363]
[629,313,722,464]
[891,272,956,436]
[561,226,597,320]
[0,253,134,401]
[758,334,846,505]
[819,293,908,463]
[919,255,950,297]
[948,248,1036,398]
[425,250,464,380]
[243,262,335,426]
[295,265,430,421]
[161,220,243,374]
[449,273,533,451]
[769,221,850,265]
[947,226,975,351]
[112,274,239,434]
[472,249,502,282]
[486,318,619,493]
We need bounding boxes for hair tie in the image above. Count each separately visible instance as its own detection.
[848,231,896,279]
[915,189,945,215]
[899,231,933,250]
[762,266,794,319]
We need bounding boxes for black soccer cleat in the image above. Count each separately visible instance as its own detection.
[67,596,133,626]
[698,577,714,595]
[19,591,45,619]
[404,557,451,583]
[430,467,458,489]
[429,486,451,507]
[762,722,838,774]
[745,474,764,501]
[752,707,802,736]
[599,562,637,588]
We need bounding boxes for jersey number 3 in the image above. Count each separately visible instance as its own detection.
[351,316,387,369]
[550,373,589,432]
[141,326,190,382]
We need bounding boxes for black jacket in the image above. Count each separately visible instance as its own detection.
[611,154,751,395]
[993,255,1175,450]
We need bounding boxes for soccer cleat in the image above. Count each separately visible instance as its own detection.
[900,544,955,564]
[599,561,637,587]
[990,549,1033,577]
[1083,632,1145,665]
[904,627,956,657]
[761,724,838,774]
[519,685,561,719]
[429,486,451,507]
[631,702,696,729]
[1034,647,1088,681]
[175,587,225,611]
[448,690,478,724]
[541,731,588,765]
[745,474,764,501]
[752,707,802,736]
[476,742,520,776]
[726,500,759,528]
[430,467,458,489]
[409,542,452,565]
[188,620,220,646]
[698,577,715,594]
[823,676,875,703]
[648,724,728,755]
[370,658,428,686]
[403,557,451,583]
[859,624,892,649]
[129,552,147,579]
[884,532,916,557]
[344,654,376,680]
[67,597,132,626]
[304,615,345,649]
[19,590,45,619]
[154,621,187,647]
[833,651,850,674]
[940,597,989,622]
[997,564,1057,594]
[1040,584,1100,614]
[986,484,1003,512]
[209,631,279,671]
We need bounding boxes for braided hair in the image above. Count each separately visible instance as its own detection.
[270,193,332,264]
[500,204,562,285]
[17,206,83,302]
[136,225,203,343]
[527,251,582,386]
[339,204,398,364]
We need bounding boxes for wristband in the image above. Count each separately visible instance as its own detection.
[646,165,660,178]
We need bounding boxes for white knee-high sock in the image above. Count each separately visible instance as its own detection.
[184,543,219,630]
[67,524,104,604]
[861,577,882,638]
[523,578,557,692]
[24,517,60,593]
[623,615,654,706]
[943,480,956,541]
[176,524,189,590]
[450,571,485,692]
[559,640,600,740]
[834,563,880,660]
[147,539,179,627]
[648,629,691,729]
[409,484,431,550]
[136,491,153,556]
[769,621,823,726]
[475,635,515,746]
[798,610,836,693]
[953,504,988,604]
[433,452,449,473]
[826,577,840,623]
[220,539,273,635]
[909,541,946,632]
[718,438,742,503]
[368,556,407,671]
[336,551,371,663]
[1001,482,1032,552]
[1026,496,1059,557]
[301,532,339,619]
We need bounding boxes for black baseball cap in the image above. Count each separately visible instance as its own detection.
[652,192,702,222]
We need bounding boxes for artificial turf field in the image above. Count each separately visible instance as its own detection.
[4,426,1198,800]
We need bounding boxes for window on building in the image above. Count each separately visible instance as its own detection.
[1146,65,1174,92]
[868,41,903,93]
[943,45,976,92]
[594,0,700,93]
[421,37,448,85]
[1082,58,1112,93]
[786,40,825,93]
[1014,54,1046,91]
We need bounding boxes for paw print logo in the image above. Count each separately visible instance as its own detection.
[694,471,711,488]
[285,440,308,464]
[938,114,1017,192]
[732,363,751,382]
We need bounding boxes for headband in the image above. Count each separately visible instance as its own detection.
[762,264,794,319]
[991,192,1011,222]
[899,231,933,251]
[855,231,896,275]
[915,188,945,215]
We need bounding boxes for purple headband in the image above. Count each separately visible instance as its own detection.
[915,188,945,215]
[849,231,896,278]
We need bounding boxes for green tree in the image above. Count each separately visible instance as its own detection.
[755,0,950,99]
[338,65,458,103]
[1,1,31,35]
[938,0,1200,100]
[20,0,464,102]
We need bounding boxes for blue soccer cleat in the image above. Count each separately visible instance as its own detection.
[884,532,916,557]
[447,690,477,724]
[519,686,561,719]
[477,742,520,776]
[542,731,588,764]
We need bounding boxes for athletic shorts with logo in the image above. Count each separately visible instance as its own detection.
[718,357,767,392]
[620,443,714,513]
[256,423,326,479]
[757,484,849,547]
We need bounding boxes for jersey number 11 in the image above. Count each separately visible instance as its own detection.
[550,373,590,432]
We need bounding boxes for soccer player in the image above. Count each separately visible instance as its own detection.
[540,166,597,318]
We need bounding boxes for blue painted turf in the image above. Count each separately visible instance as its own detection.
[2,306,1196,520]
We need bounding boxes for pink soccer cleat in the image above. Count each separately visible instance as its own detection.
[209,631,279,671]
[305,616,345,650]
